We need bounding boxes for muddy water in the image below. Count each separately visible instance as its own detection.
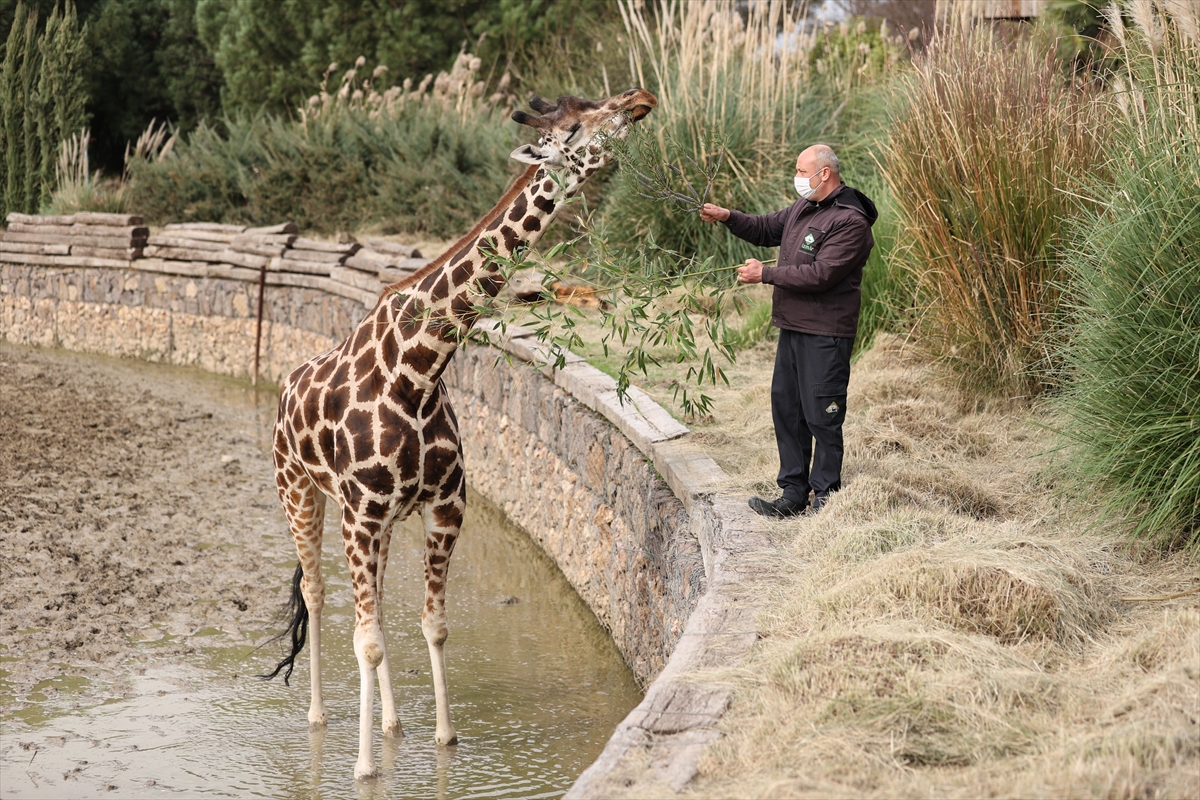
[0,345,640,798]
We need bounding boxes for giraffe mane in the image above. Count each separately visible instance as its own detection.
[380,163,542,297]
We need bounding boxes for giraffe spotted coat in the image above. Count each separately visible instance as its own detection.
[266,88,658,780]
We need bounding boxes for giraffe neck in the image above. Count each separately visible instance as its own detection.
[371,163,574,395]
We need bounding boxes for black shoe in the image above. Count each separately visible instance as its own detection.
[748,495,808,519]
[811,491,834,513]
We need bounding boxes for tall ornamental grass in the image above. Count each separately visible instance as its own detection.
[123,55,518,236]
[596,1,907,353]
[1054,0,1200,551]
[882,23,1106,399]
[601,3,899,266]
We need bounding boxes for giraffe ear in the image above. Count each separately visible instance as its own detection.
[510,144,550,164]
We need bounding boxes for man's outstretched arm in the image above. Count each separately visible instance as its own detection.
[700,203,790,248]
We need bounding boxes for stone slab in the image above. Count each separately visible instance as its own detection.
[268,256,329,276]
[292,237,358,254]
[244,222,298,235]
[4,232,143,248]
[204,264,261,282]
[6,213,75,225]
[73,212,144,226]
[367,238,422,258]
[0,252,132,268]
[284,248,347,264]
[147,235,226,251]
[164,222,245,233]
[330,266,382,293]
[0,242,71,255]
[71,246,143,260]
[6,222,148,238]
[130,258,210,278]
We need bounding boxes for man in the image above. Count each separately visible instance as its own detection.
[700,144,877,517]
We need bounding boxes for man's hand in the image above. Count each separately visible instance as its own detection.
[737,258,764,284]
[699,203,730,223]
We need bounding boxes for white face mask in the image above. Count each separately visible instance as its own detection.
[794,169,826,200]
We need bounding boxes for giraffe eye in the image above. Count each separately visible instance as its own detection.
[565,123,583,145]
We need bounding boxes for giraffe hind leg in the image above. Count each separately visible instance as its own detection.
[342,502,388,779]
[272,457,329,728]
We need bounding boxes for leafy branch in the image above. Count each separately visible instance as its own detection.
[620,128,727,213]
[464,127,774,419]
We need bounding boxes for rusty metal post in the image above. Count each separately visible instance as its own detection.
[253,261,266,386]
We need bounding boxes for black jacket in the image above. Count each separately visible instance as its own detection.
[723,183,878,338]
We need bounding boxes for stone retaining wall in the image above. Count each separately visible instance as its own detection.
[1,254,771,795]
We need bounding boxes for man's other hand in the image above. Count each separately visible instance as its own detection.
[737,259,764,284]
[699,203,730,223]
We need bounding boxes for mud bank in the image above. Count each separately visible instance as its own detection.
[0,343,287,709]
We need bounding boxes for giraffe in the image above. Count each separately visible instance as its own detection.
[263,87,658,780]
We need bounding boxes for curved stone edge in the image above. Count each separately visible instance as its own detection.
[472,321,774,796]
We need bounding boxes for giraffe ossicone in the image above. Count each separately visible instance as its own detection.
[263,87,657,780]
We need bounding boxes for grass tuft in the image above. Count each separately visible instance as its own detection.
[882,22,1107,399]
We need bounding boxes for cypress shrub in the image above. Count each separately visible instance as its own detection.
[2,4,39,216]
[0,1,88,218]
[1054,3,1200,550]
[35,2,88,202]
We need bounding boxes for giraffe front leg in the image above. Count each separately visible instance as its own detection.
[376,520,402,738]
[353,631,379,780]
[343,503,388,780]
[422,497,461,746]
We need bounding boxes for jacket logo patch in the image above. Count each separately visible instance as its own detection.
[825,400,840,415]
[804,233,815,245]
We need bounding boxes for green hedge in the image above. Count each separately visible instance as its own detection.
[126,104,519,237]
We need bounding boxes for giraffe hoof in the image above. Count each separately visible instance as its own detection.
[354,760,379,780]
[436,727,458,746]
[308,707,328,727]
[383,718,403,738]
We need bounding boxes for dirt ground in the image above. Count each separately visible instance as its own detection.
[0,343,293,718]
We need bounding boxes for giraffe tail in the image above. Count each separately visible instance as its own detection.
[256,562,309,686]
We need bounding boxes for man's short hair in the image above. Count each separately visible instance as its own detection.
[810,143,840,175]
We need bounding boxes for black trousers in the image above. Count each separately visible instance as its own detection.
[771,330,853,505]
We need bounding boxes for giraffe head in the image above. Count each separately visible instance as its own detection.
[510,88,657,188]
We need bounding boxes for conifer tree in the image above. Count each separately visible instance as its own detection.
[0,2,90,217]
[36,2,89,205]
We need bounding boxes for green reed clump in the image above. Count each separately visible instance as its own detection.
[124,55,518,235]
[883,23,1106,399]
[1054,1,1200,551]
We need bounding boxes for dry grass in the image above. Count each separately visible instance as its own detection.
[662,334,1200,799]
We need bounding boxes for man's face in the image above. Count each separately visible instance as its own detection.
[795,152,827,183]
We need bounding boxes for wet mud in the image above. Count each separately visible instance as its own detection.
[0,342,287,710]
